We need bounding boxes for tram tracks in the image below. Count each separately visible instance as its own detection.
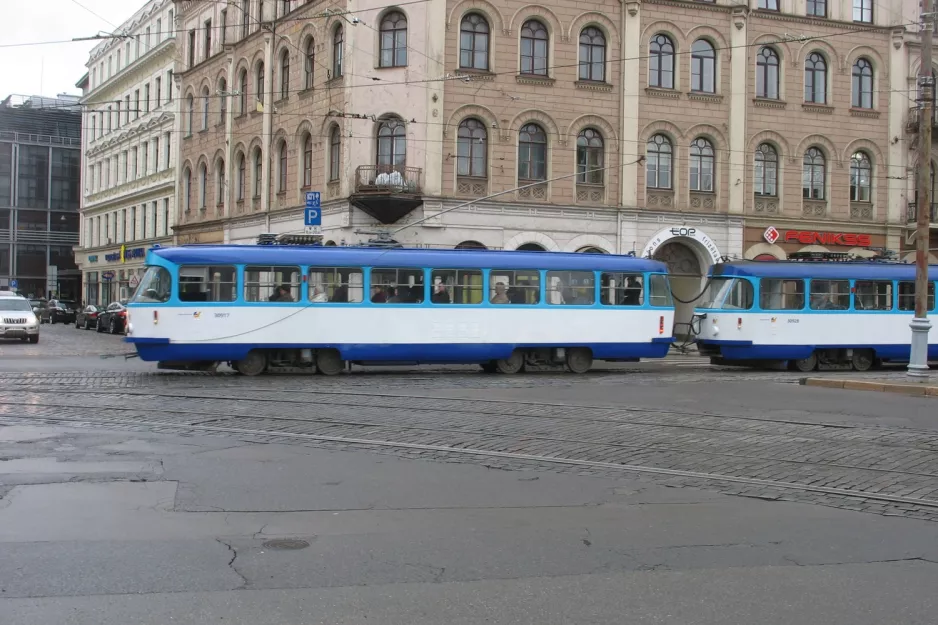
[3,386,938,516]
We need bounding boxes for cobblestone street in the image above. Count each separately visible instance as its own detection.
[2,325,938,624]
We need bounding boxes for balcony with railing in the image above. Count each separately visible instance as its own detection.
[907,106,938,133]
[906,201,938,225]
[351,165,423,224]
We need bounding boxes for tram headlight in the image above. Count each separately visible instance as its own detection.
[711,317,719,336]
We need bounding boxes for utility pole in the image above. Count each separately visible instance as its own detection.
[909,0,934,378]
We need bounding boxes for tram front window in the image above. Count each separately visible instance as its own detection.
[701,278,753,310]
[131,266,172,303]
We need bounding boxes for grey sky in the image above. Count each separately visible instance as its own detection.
[0,0,136,98]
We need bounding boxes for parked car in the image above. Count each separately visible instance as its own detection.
[48,299,78,324]
[96,302,128,334]
[76,304,104,330]
[0,292,40,343]
[29,299,50,323]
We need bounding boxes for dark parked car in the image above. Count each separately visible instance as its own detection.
[75,305,104,330]
[29,299,50,323]
[48,299,78,324]
[96,302,128,334]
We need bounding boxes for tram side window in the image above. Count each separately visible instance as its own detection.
[178,266,237,302]
[809,280,850,310]
[430,269,483,304]
[547,271,595,305]
[897,281,936,311]
[648,274,674,307]
[759,279,805,310]
[489,270,540,304]
[244,266,301,302]
[371,268,425,303]
[854,281,892,311]
[308,267,363,303]
[600,273,643,306]
[702,278,753,310]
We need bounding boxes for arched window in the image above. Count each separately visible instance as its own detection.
[236,153,245,201]
[216,158,226,206]
[457,118,487,178]
[754,143,778,196]
[803,148,825,200]
[520,19,548,76]
[304,38,315,89]
[376,118,406,170]
[756,46,780,99]
[186,95,194,135]
[183,167,192,211]
[238,70,247,114]
[329,126,341,181]
[379,11,407,68]
[278,141,287,192]
[578,27,605,82]
[302,134,312,187]
[689,137,714,192]
[459,14,489,71]
[201,87,210,130]
[850,151,872,202]
[804,52,827,104]
[198,164,207,208]
[219,78,227,121]
[649,34,674,89]
[852,58,873,109]
[645,134,672,189]
[280,50,290,99]
[518,123,547,181]
[332,25,343,78]
[576,128,604,185]
[691,39,715,93]
[256,61,265,103]
[253,148,262,198]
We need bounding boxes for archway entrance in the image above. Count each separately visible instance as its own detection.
[653,241,703,339]
[517,243,546,251]
[753,254,776,261]
[576,246,607,254]
[455,240,487,250]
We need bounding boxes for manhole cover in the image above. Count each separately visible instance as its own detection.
[262,539,310,550]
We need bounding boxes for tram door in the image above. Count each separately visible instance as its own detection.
[654,242,702,339]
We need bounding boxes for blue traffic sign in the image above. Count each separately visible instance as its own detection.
[9,279,17,288]
[305,192,321,227]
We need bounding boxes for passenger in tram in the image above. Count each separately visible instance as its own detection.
[621,277,642,306]
[431,280,451,304]
[491,282,510,304]
[371,287,389,303]
[332,285,349,303]
[310,285,329,302]
[387,287,402,303]
[269,284,294,302]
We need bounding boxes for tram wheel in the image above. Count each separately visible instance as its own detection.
[480,363,498,374]
[234,351,268,376]
[495,350,525,374]
[790,352,818,373]
[565,348,593,374]
[316,349,345,376]
[851,349,875,372]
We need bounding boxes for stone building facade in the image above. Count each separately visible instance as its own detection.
[171,0,912,326]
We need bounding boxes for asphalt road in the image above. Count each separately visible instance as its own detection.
[1,325,937,624]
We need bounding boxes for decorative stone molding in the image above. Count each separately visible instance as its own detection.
[689,191,716,211]
[850,202,874,221]
[457,177,488,197]
[753,197,779,214]
[509,109,564,146]
[575,81,613,92]
[796,134,841,168]
[518,182,548,201]
[564,114,619,147]
[567,12,620,44]
[326,181,341,199]
[753,98,787,109]
[508,5,565,40]
[802,199,827,217]
[646,87,681,99]
[444,104,498,138]
[688,92,723,103]
[504,231,561,251]
[516,74,555,86]
[576,184,605,205]
[802,103,834,114]
[446,0,507,33]
[646,189,674,208]
[850,108,881,119]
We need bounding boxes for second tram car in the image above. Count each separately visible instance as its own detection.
[694,261,938,371]
[125,245,676,375]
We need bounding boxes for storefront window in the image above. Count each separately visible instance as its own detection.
[86,272,99,306]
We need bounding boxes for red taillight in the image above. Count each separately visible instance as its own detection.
[659,316,665,335]
[119,311,127,318]
[153,310,158,324]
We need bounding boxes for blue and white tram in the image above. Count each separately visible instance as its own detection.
[694,261,938,371]
[125,245,676,375]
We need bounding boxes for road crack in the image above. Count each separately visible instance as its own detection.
[215,538,248,589]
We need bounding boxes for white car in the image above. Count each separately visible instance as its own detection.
[0,291,40,343]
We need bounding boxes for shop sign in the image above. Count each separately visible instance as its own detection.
[88,255,98,263]
[102,271,116,281]
[782,230,872,247]
[642,227,723,264]
[104,246,146,263]
[763,227,780,244]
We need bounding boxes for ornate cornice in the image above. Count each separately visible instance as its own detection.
[643,0,731,15]
[646,87,681,99]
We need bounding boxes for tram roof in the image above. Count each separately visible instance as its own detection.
[713,261,938,281]
[151,245,669,272]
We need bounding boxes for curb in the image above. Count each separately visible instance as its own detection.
[800,377,938,397]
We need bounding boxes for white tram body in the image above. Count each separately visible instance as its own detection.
[125,246,675,374]
[694,261,938,370]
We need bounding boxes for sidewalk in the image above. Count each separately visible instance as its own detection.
[801,376,938,397]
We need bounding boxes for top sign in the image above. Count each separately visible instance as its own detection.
[642,226,723,264]
[305,192,322,227]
